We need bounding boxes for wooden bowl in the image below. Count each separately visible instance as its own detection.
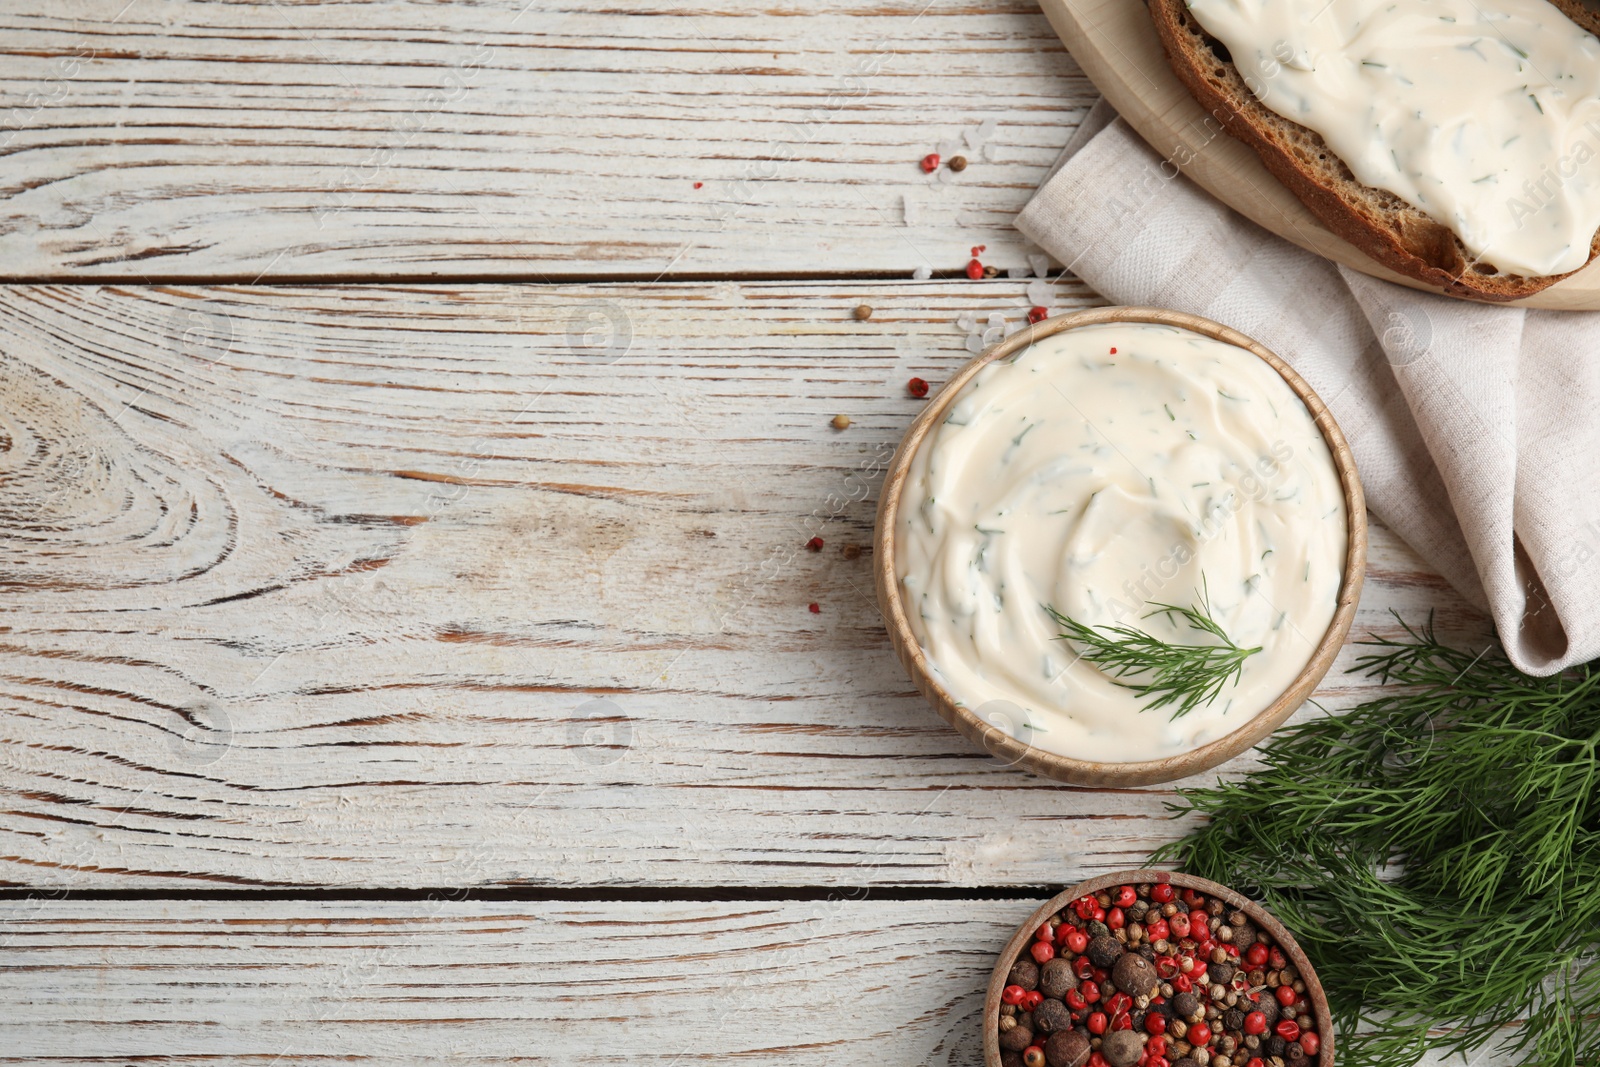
[983,870,1335,1067]
[873,306,1366,786]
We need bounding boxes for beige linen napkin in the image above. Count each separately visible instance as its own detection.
[1017,99,1600,675]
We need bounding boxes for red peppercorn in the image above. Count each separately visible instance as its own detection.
[1107,907,1125,931]
[1111,1012,1133,1031]
[1188,1022,1212,1047]
[1245,943,1270,968]
[1270,948,1289,971]
[1169,913,1191,939]
[806,536,824,551]
[1243,1011,1267,1035]
[1106,992,1132,1016]
[1145,1012,1167,1036]
[1074,896,1097,920]
[1089,1054,1108,1067]
[921,153,940,173]
[807,602,820,614]
[1031,941,1055,965]
[1086,1012,1107,1035]
[693,181,703,189]
[1065,989,1088,1011]
[1027,305,1048,324]
[965,258,984,280]
[1146,1037,1167,1059]
[1247,1060,1265,1067]
[1172,973,1192,994]
[1020,990,1043,1011]
[1091,905,1106,923]
[1154,955,1178,979]
[1148,1058,1170,1067]
[1299,1032,1321,1056]
[1150,883,1175,904]
[1079,980,1101,1004]
[1114,885,1136,907]
[1109,347,1118,354]
[1064,929,1089,954]
[1073,955,1095,979]
[1276,985,1297,1007]
[907,377,929,398]
[1145,918,1169,942]
[1183,889,1206,907]
[1190,909,1210,933]
[1035,923,1053,942]
[1001,984,1026,1006]
[1275,1020,1301,1042]
[1023,1045,1046,1067]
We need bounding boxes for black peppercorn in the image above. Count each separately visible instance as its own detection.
[1039,959,1075,999]
[1286,1042,1309,1064]
[1210,962,1236,986]
[1172,1060,1199,1067]
[1002,1054,1025,1067]
[1033,998,1072,1034]
[1086,934,1125,969]
[1223,1008,1245,1032]
[1257,997,1281,1028]
[1087,920,1111,939]
[1265,1035,1286,1057]
[1044,1029,1091,1067]
[1009,958,1040,992]
[1171,991,1201,1021]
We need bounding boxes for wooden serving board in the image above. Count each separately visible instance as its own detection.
[1036,0,1600,310]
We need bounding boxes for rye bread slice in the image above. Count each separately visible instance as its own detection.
[1150,0,1600,301]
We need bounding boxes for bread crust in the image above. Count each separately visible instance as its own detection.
[1149,0,1600,301]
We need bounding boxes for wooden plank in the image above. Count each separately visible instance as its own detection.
[0,0,1089,280]
[0,897,1033,1064]
[0,281,1488,889]
[0,897,1514,1065]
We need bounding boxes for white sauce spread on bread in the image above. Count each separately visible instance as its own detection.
[896,322,1346,763]
[1186,0,1600,276]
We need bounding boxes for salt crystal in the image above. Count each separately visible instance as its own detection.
[957,311,977,332]
[982,143,999,162]
[1029,253,1050,279]
[913,265,932,281]
[1007,266,1030,279]
[1026,279,1053,306]
[938,138,963,158]
[987,311,1005,328]
[978,117,998,142]
[1005,320,1022,337]
[983,325,1004,345]
[965,333,985,354]
[902,193,921,226]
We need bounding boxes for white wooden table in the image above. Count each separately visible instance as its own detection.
[0,2,1487,1062]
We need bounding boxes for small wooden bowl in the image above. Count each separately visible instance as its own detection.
[984,870,1335,1067]
[873,306,1366,786]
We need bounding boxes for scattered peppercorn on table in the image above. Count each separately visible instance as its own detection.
[0,1,1494,1064]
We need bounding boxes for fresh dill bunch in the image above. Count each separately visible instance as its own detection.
[1152,614,1600,1067]
[1045,580,1261,719]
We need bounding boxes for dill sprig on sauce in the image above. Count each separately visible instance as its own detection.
[1046,581,1261,719]
[1153,613,1600,1067]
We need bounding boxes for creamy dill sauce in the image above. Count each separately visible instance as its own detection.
[897,323,1346,763]
[1186,0,1600,276]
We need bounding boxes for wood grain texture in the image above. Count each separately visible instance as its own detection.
[0,896,1517,1065]
[0,897,1034,1064]
[0,281,1489,889]
[0,0,1088,280]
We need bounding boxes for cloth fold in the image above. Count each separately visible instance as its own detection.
[1016,99,1600,674]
